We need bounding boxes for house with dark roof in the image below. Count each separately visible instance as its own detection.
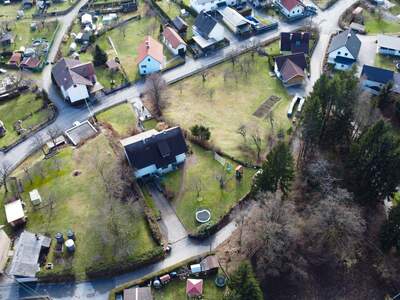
[327,29,361,70]
[172,16,188,34]
[377,34,400,57]
[137,36,164,75]
[274,0,305,18]
[162,26,187,56]
[360,64,400,95]
[121,127,188,179]
[274,53,307,87]
[280,32,310,55]
[0,32,13,47]
[192,11,224,50]
[51,58,103,104]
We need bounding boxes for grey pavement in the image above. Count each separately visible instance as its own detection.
[0,0,359,298]
[146,183,188,243]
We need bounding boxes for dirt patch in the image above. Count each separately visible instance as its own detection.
[253,95,281,118]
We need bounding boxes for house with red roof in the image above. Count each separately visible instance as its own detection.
[20,56,41,70]
[8,52,22,67]
[137,36,164,75]
[274,53,307,87]
[162,26,187,56]
[275,0,305,18]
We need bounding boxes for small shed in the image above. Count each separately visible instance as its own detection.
[106,59,120,72]
[30,22,37,31]
[352,6,363,15]
[81,13,93,25]
[123,286,153,300]
[350,22,366,34]
[200,255,219,273]
[4,199,26,227]
[172,16,188,34]
[29,189,42,206]
[160,274,171,284]
[186,278,203,297]
[190,263,201,274]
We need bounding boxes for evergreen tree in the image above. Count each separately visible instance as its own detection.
[348,120,400,205]
[93,45,108,67]
[190,125,211,141]
[254,142,294,196]
[225,261,263,300]
[380,204,400,253]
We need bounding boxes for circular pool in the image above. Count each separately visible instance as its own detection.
[195,209,211,223]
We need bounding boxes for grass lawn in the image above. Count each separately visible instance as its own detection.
[10,20,58,50]
[163,51,292,162]
[375,53,398,71]
[154,275,226,300]
[162,143,256,232]
[0,92,52,148]
[96,102,138,137]
[143,118,158,130]
[45,0,77,13]
[63,16,160,82]
[311,0,336,9]
[389,4,400,16]
[364,10,400,34]
[0,134,158,279]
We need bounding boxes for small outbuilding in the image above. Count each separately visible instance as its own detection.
[29,189,42,206]
[190,263,202,274]
[186,278,203,298]
[172,16,188,34]
[5,199,26,227]
[123,286,153,300]
[200,255,219,273]
[106,59,120,72]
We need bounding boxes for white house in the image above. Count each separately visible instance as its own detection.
[377,34,400,57]
[274,0,305,18]
[162,26,187,56]
[190,0,243,13]
[121,127,188,179]
[136,36,164,75]
[51,58,103,104]
[327,29,361,70]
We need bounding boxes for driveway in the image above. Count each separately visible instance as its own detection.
[358,35,379,74]
[146,183,188,243]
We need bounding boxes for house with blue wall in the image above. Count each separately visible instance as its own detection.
[136,36,164,75]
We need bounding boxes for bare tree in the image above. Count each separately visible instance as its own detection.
[237,124,247,142]
[23,167,32,185]
[0,161,12,193]
[250,129,262,161]
[207,87,215,101]
[215,168,228,189]
[145,73,166,117]
[191,178,203,199]
[47,125,61,147]
[32,132,46,156]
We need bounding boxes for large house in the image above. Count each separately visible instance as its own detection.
[360,64,400,95]
[190,0,244,13]
[121,127,188,179]
[377,34,400,57]
[51,58,103,104]
[136,36,164,75]
[280,32,310,55]
[218,6,251,35]
[274,0,305,18]
[327,29,361,70]
[162,26,187,56]
[274,53,307,87]
[192,11,225,51]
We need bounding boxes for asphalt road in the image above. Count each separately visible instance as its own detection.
[0,0,358,298]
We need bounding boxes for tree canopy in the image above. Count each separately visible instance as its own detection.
[225,261,263,300]
[190,125,211,141]
[347,120,400,205]
[380,204,400,253]
[254,141,294,196]
[93,45,108,67]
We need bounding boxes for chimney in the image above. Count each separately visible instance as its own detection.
[35,233,39,241]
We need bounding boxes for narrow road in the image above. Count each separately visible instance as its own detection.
[0,0,358,298]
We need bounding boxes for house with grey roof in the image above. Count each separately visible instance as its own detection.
[327,29,361,71]
[192,11,224,50]
[121,127,188,179]
[9,231,51,280]
[51,58,103,104]
[377,34,400,57]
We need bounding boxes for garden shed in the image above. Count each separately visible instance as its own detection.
[29,189,42,206]
[123,286,153,300]
[186,278,203,297]
[4,199,26,227]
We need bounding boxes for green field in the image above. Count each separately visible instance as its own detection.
[0,134,158,279]
[0,92,53,148]
[364,10,400,34]
[163,51,292,162]
[154,275,226,300]
[163,143,255,232]
[97,102,138,137]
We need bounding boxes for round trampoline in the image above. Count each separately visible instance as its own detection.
[215,275,227,288]
[196,209,211,223]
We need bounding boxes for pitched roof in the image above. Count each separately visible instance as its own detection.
[280,32,310,54]
[275,53,306,82]
[123,287,153,300]
[361,64,394,84]
[8,52,22,64]
[280,0,303,10]
[172,16,188,31]
[121,127,188,170]
[136,36,164,65]
[275,52,307,70]
[328,29,361,58]
[194,11,218,39]
[163,26,186,49]
[186,279,203,297]
[200,255,219,272]
[21,56,41,69]
[51,58,96,90]
[9,231,51,278]
[377,34,400,51]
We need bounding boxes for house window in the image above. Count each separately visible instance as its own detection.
[73,84,77,88]
[344,53,348,56]
[338,51,341,55]
[148,58,151,62]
